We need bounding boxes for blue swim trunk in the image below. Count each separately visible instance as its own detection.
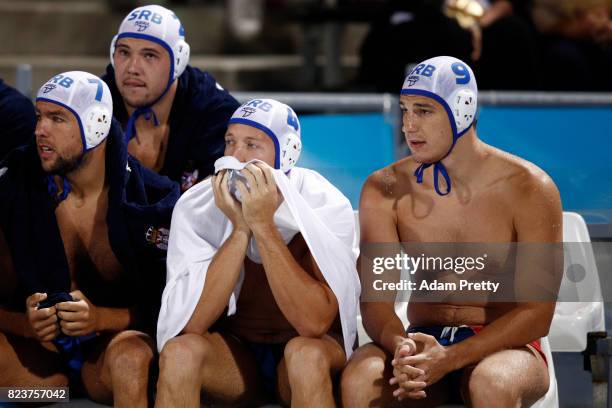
[406,325,547,402]
[407,325,546,363]
[54,332,98,384]
[243,340,286,400]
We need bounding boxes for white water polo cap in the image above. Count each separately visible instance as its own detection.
[110,4,190,85]
[36,71,113,152]
[401,55,477,138]
[228,99,302,173]
[401,56,478,196]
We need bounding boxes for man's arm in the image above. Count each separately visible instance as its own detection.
[0,224,28,337]
[1,294,60,342]
[359,171,411,354]
[183,171,251,334]
[402,171,562,385]
[0,309,31,337]
[251,224,338,337]
[56,290,132,336]
[236,164,337,337]
[445,172,562,370]
[182,229,249,334]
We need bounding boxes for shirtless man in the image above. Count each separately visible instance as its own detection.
[341,56,562,407]
[103,4,239,191]
[0,71,179,407]
[154,99,360,407]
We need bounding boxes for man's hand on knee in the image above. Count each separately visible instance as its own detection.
[390,370,427,401]
[398,333,455,388]
[389,336,427,400]
[26,293,60,342]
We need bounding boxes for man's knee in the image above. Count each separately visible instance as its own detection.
[341,345,387,400]
[105,331,154,379]
[468,362,519,405]
[342,352,384,387]
[284,336,331,378]
[159,333,209,377]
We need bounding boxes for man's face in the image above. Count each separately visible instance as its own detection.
[35,101,84,174]
[400,95,454,164]
[224,123,276,167]
[113,37,171,108]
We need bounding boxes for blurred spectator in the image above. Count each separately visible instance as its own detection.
[358,0,539,91]
[531,0,612,91]
[0,79,36,161]
[476,0,540,90]
[358,0,473,92]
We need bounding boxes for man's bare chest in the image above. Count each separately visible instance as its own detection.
[55,199,123,283]
[396,191,515,243]
[128,125,170,172]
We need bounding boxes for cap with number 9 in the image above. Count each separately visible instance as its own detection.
[401,56,477,139]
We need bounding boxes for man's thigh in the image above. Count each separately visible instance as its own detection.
[0,331,67,387]
[80,330,155,403]
[461,346,549,406]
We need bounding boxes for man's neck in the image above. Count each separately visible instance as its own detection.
[124,80,178,127]
[438,129,487,182]
[63,144,107,201]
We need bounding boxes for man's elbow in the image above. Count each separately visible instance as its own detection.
[182,319,207,336]
[527,309,554,341]
[295,313,335,338]
[295,323,329,338]
[534,319,552,340]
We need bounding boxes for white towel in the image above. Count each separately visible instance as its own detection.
[156,159,361,357]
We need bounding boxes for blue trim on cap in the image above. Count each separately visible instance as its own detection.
[36,97,88,152]
[116,33,175,89]
[228,118,280,169]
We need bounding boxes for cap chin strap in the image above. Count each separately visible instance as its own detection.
[124,67,178,143]
[47,175,72,203]
[414,162,452,196]
[413,130,462,196]
[125,106,160,143]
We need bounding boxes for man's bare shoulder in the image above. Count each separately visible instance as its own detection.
[485,145,560,203]
[361,157,415,207]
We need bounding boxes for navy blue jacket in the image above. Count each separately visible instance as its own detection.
[0,120,180,335]
[0,79,36,161]
[102,65,239,187]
